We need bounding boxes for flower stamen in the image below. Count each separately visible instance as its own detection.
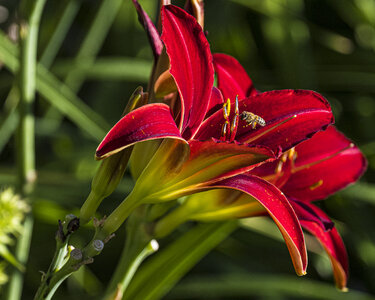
[221,95,265,142]
[220,98,231,141]
[229,95,240,142]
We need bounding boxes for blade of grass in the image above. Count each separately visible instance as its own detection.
[42,0,123,133]
[36,65,109,140]
[6,1,47,299]
[0,32,18,72]
[125,222,238,300]
[168,274,375,300]
[0,30,109,140]
[64,0,124,91]
[0,1,82,149]
[40,0,82,68]
[53,57,152,82]
[0,85,20,153]
[0,245,25,272]
[0,109,19,153]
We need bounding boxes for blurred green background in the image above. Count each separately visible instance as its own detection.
[1,0,375,299]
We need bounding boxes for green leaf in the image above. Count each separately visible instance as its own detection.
[36,65,109,140]
[0,245,25,272]
[168,274,375,300]
[125,221,238,300]
[0,30,109,141]
[52,57,152,82]
[339,182,375,205]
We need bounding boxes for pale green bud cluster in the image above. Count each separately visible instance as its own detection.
[0,187,29,288]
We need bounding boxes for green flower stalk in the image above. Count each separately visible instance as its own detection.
[80,151,130,225]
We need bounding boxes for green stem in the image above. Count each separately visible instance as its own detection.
[79,190,104,225]
[100,190,144,237]
[153,204,193,238]
[116,240,159,297]
[7,0,46,299]
[34,191,143,299]
[126,221,238,300]
[104,209,159,299]
[33,246,82,300]
[6,216,34,300]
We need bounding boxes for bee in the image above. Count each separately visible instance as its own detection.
[240,111,266,129]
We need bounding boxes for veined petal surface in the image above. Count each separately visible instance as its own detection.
[142,139,275,202]
[197,90,334,153]
[207,174,308,276]
[161,5,214,140]
[96,103,183,159]
[283,126,367,201]
[213,53,256,100]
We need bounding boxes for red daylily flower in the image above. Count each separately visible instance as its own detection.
[175,126,365,289]
[250,125,367,289]
[96,4,336,275]
[211,50,367,288]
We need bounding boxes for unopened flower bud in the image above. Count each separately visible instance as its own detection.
[80,88,148,224]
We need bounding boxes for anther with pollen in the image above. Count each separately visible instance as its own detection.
[220,96,240,142]
[220,98,231,141]
[220,95,266,141]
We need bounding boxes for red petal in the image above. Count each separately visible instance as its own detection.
[159,138,276,194]
[132,0,163,58]
[300,206,348,290]
[96,103,183,159]
[290,199,333,231]
[213,53,256,101]
[208,174,307,276]
[197,90,334,153]
[206,87,224,117]
[161,5,214,140]
[249,150,294,187]
[282,126,367,201]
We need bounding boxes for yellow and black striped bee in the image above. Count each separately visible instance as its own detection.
[240,111,266,129]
